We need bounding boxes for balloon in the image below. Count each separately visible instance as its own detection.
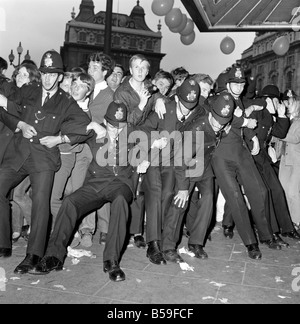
[180,31,196,46]
[169,14,187,33]
[180,18,194,36]
[151,0,174,16]
[164,8,183,29]
[220,36,235,54]
[272,36,290,56]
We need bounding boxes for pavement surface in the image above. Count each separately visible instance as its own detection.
[1,222,300,305]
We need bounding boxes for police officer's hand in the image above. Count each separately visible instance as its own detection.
[234,106,243,117]
[87,121,106,139]
[0,94,8,110]
[39,136,62,148]
[17,121,37,138]
[154,98,166,119]
[277,103,287,118]
[251,136,260,156]
[245,118,257,129]
[174,190,189,208]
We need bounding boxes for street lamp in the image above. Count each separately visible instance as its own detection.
[8,42,31,68]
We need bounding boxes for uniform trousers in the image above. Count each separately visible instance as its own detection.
[142,166,175,244]
[185,174,214,246]
[211,149,273,246]
[0,156,55,257]
[45,178,133,262]
[253,152,294,233]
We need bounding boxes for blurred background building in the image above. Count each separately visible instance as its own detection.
[60,0,165,77]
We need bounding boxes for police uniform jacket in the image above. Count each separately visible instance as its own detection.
[4,83,92,172]
[138,100,206,190]
[84,124,148,196]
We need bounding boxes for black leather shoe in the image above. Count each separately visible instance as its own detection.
[260,238,281,250]
[146,241,166,265]
[134,235,146,248]
[273,233,289,248]
[163,249,184,263]
[103,260,125,282]
[188,244,208,259]
[246,243,262,260]
[223,225,234,239]
[0,247,12,258]
[99,232,107,245]
[14,254,41,274]
[282,229,300,240]
[29,256,63,275]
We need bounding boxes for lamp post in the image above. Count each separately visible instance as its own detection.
[8,42,31,68]
[104,0,113,56]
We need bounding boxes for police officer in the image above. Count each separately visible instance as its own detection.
[248,85,300,243]
[179,92,236,259]
[31,101,150,282]
[211,66,280,260]
[0,50,92,273]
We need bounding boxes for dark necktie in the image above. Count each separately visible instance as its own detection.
[181,115,185,122]
[43,92,50,106]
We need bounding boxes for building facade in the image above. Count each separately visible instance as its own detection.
[60,0,165,77]
[239,31,300,96]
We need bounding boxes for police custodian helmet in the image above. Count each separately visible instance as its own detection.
[39,50,64,74]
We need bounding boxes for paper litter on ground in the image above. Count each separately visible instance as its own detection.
[54,285,66,290]
[71,258,80,265]
[67,246,96,258]
[275,276,284,283]
[31,280,40,285]
[179,262,194,271]
[178,246,195,257]
[278,295,291,299]
[210,281,226,288]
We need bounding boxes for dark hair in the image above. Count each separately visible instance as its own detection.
[114,64,125,76]
[192,73,214,86]
[21,59,37,67]
[12,63,41,84]
[88,52,115,80]
[0,57,8,74]
[170,66,189,83]
[73,72,95,93]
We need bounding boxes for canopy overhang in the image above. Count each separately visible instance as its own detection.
[180,0,300,32]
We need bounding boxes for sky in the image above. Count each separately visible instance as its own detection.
[0,0,256,80]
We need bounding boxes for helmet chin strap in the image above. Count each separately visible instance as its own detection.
[44,74,61,92]
[228,83,243,100]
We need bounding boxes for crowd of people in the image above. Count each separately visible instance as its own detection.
[0,50,299,283]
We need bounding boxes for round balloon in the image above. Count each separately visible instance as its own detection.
[165,8,183,29]
[220,36,235,54]
[151,0,174,16]
[180,31,196,45]
[169,14,187,33]
[180,18,194,36]
[272,36,290,56]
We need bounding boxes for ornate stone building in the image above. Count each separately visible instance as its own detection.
[239,31,300,96]
[60,0,165,77]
